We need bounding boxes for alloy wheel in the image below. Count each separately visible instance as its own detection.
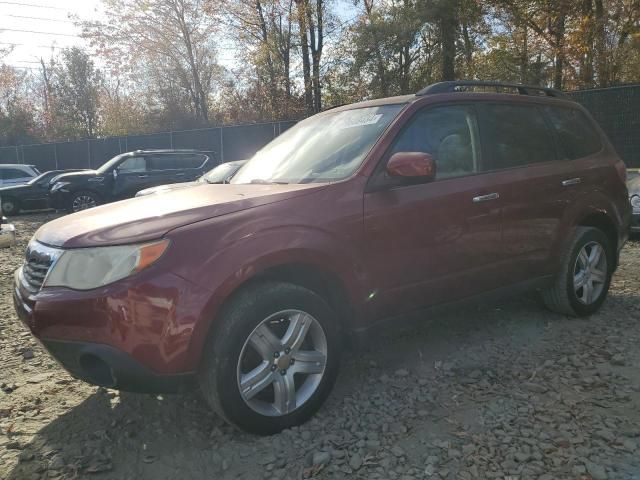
[573,241,607,305]
[237,309,328,417]
[72,195,97,212]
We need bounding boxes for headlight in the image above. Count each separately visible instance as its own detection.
[51,181,70,193]
[631,195,640,212]
[44,239,169,290]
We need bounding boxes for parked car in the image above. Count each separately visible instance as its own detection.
[13,81,630,435]
[0,169,88,215]
[49,150,213,212]
[0,214,16,248]
[0,164,40,187]
[136,160,247,197]
[627,174,640,233]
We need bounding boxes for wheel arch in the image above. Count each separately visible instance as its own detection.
[577,211,619,268]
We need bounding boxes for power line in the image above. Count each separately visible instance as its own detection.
[0,42,62,48]
[4,14,74,23]
[0,28,80,37]
[0,1,65,9]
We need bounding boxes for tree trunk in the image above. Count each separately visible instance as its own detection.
[306,0,323,112]
[296,0,313,113]
[440,1,458,81]
[594,0,607,87]
[552,3,567,90]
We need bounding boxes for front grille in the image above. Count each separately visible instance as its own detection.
[19,241,62,293]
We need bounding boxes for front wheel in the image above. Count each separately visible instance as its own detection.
[1,197,19,216]
[542,226,613,317]
[70,191,100,213]
[199,282,341,435]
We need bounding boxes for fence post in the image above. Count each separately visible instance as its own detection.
[15,145,19,163]
[170,131,174,149]
[87,140,91,168]
[219,127,224,163]
[54,143,59,169]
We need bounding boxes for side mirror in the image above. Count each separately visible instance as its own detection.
[386,152,436,181]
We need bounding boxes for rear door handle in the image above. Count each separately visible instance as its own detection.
[562,177,581,186]
[137,174,148,179]
[472,193,500,203]
[175,173,185,177]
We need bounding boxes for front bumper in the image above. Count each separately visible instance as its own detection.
[0,223,16,248]
[13,265,213,392]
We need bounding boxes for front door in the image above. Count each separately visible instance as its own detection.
[112,156,155,199]
[363,104,504,320]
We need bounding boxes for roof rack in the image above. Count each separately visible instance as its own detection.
[416,81,568,99]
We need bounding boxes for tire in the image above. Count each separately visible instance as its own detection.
[199,281,341,435]
[70,191,100,213]
[1,197,19,216]
[542,226,613,317]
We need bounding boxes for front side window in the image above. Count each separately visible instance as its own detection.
[390,105,480,179]
[544,106,602,159]
[118,156,147,172]
[232,104,405,184]
[481,104,557,170]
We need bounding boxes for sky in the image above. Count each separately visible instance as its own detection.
[0,0,103,70]
[1,0,359,72]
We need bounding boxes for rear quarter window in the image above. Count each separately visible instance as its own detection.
[179,154,207,169]
[2,168,31,180]
[544,106,602,159]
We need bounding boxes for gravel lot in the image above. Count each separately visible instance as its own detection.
[2,213,640,480]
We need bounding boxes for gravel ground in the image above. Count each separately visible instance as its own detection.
[2,213,640,480]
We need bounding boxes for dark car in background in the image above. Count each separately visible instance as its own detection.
[49,150,213,212]
[0,170,87,215]
[135,160,247,197]
[627,175,640,233]
[0,164,41,187]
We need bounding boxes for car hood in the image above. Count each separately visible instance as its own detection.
[35,183,325,248]
[137,181,200,197]
[0,184,31,193]
[53,170,100,182]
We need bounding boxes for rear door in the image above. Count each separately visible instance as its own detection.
[477,102,576,281]
[363,104,505,319]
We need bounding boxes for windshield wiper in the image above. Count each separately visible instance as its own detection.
[249,179,289,185]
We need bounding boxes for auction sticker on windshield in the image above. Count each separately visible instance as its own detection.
[337,110,383,129]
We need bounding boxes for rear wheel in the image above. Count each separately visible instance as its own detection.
[70,191,100,213]
[199,281,341,435]
[0,197,19,216]
[542,227,613,317]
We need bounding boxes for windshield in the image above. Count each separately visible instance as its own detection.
[231,104,404,185]
[96,154,128,174]
[202,161,245,184]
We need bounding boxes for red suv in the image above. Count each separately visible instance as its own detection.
[13,82,630,434]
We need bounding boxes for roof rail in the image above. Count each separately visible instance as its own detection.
[416,81,568,99]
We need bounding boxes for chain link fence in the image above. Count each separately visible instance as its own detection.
[566,85,639,167]
[1,85,637,171]
[0,120,297,172]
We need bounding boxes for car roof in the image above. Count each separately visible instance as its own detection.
[328,81,575,113]
[126,149,210,155]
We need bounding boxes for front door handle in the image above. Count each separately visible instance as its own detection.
[472,192,500,203]
[562,177,581,186]
[137,174,148,179]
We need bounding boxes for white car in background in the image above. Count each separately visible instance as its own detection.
[0,164,41,187]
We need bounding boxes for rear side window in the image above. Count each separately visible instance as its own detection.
[544,107,602,159]
[481,104,557,170]
[148,155,179,171]
[180,154,207,169]
[391,105,481,179]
